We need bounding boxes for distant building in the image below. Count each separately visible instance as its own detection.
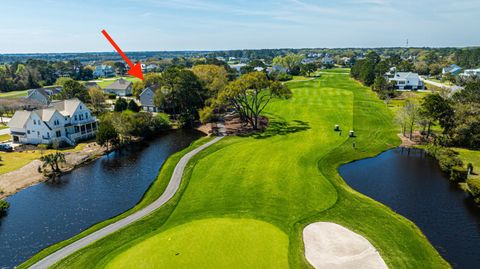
[460,68,480,78]
[145,64,158,73]
[84,82,100,89]
[229,63,247,72]
[139,87,158,112]
[388,72,424,90]
[442,64,462,76]
[267,65,288,74]
[93,65,115,78]
[8,99,97,145]
[302,58,317,64]
[104,78,133,96]
[322,54,334,65]
[25,87,62,106]
[253,67,265,72]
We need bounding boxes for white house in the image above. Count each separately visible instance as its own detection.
[460,68,480,78]
[442,64,462,76]
[139,87,158,112]
[388,72,424,90]
[104,78,133,96]
[93,65,115,78]
[8,99,97,146]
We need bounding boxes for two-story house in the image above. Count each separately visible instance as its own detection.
[139,87,157,112]
[25,87,62,106]
[8,98,98,146]
[93,65,115,78]
[388,72,424,90]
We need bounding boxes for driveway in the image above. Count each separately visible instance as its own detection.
[0,127,10,136]
[29,135,224,269]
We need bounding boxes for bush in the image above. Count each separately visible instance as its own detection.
[467,178,480,198]
[450,166,468,182]
[0,200,9,214]
[425,145,463,172]
[108,94,117,100]
[276,73,293,81]
[153,113,171,130]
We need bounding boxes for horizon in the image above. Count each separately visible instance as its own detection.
[1,0,479,54]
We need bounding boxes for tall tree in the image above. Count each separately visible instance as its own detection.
[59,79,89,102]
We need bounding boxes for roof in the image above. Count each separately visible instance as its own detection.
[33,108,58,121]
[84,82,100,88]
[392,72,420,80]
[105,78,132,90]
[8,110,32,129]
[27,88,49,99]
[49,98,82,116]
[443,64,462,73]
[140,87,155,97]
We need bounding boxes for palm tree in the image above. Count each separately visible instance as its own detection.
[40,154,56,172]
[53,152,66,172]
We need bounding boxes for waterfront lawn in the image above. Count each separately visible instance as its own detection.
[0,142,89,175]
[455,148,480,181]
[24,71,448,269]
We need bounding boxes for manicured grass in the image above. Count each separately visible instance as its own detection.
[454,148,480,181]
[25,71,448,269]
[0,134,10,142]
[105,218,289,269]
[0,90,28,99]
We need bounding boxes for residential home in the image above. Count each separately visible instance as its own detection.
[442,64,462,76]
[460,68,480,78]
[104,78,133,96]
[388,72,424,90]
[8,98,97,146]
[93,65,115,78]
[139,87,158,112]
[267,65,288,74]
[25,87,62,106]
[84,81,101,89]
[322,54,334,65]
[229,63,247,72]
[145,64,158,73]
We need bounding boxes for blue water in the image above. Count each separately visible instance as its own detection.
[339,148,480,269]
[0,130,202,268]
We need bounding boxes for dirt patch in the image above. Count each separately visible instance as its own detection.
[0,142,106,199]
[303,222,387,269]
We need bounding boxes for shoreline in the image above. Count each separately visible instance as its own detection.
[0,126,213,200]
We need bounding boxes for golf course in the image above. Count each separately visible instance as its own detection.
[22,71,449,268]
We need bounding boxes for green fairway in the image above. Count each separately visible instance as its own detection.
[106,218,289,269]
[89,76,141,89]
[23,71,448,269]
[0,90,28,98]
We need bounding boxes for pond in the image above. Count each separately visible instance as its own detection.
[0,129,203,268]
[339,148,480,269]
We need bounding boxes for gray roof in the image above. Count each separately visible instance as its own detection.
[392,72,419,80]
[105,78,132,90]
[8,110,32,129]
[49,98,82,116]
[84,82,100,88]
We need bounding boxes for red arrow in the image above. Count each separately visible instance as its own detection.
[101,29,144,80]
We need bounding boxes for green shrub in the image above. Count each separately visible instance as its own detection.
[0,200,9,214]
[108,94,117,100]
[425,145,463,172]
[450,166,468,182]
[467,178,480,198]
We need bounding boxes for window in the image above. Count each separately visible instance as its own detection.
[74,126,79,133]
[33,120,36,125]
[27,130,31,134]
[85,112,88,119]
[74,115,78,121]
[56,130,61,137]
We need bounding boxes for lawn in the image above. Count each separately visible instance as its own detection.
[454,148,480,181]
[0,134,9,142]
[0,142,89,175]
[22,71,448,268]
[0,90,28,99]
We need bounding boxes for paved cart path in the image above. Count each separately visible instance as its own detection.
[30,136,223,269]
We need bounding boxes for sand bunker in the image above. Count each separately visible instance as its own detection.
[303,222,388,269]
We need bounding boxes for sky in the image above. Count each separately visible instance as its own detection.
[0,0,478,53]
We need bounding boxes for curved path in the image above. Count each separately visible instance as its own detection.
[30,136,223,269]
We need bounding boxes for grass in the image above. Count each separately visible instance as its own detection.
[0,90,28,99]
[23,70,448,269]
[0,142,89,175]
[454,148,480,181]
[105,218,289,269]
[0,134,10,142]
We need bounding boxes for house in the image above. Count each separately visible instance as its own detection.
[139,87,158,112]
[25,87,62,106]
[84,82,100,89]
[93,65,115,78]
[322,54,334,65]
[388,72,424,90]
[267,65,288,74]
[8,98,98,146]
[104,78,133,96]
[145,64,158,73]
[253,66,265,72]
[442,64,462,76]
[460,68,480,78]
[229,63,247,72]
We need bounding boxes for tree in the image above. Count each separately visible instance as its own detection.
[143,73,162,87]
[88,87,106,115]
[192,64,228,96]
[272,53,304,75]
[59,79,90,102]
[300,63,317,77]
[420,94,454,136]
[404,100,420,139]
[127,99,141,112]
[132,81,145,98]
[40,152,66,173]
[55,77,73,87]
[0,200,9,215]
[397,60,415,72]
[114,98,128,112]
[96,119,119,151]
[215,72,291,129]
